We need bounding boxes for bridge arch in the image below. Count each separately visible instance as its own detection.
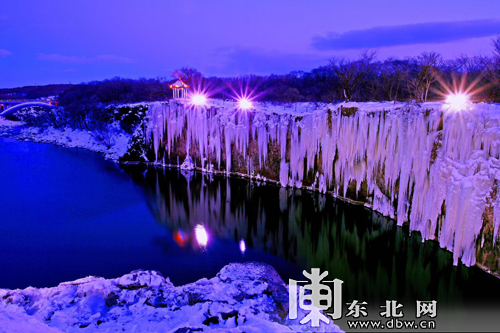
[0,102,55,119]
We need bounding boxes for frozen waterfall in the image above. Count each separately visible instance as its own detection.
[145,99,500,268]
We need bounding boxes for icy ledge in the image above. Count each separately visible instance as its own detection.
[0,262,342,333]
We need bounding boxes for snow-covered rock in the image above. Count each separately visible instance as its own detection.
[180,156,195,170]
[17,123,131,160]
[0,263,343,332]
[0,116,23,137]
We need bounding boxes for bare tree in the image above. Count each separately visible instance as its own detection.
[407,52,442,102]
[329,50,377,102]
[492,36,500,59]
[454,54,484,74]
[172,67,203,85]
[380,58,410,101]
[477,40,500,101]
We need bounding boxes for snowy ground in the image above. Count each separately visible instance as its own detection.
[0,116,23,137]
[18,125,131,160]
[0,263,343,333]
[0,116,131,161]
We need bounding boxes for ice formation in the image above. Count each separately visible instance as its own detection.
[145,100,500,267]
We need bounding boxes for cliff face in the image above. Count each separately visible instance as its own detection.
[127,100,500,274]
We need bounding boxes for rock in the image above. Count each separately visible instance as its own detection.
[202,316,219,325]
[218,262,289,320]
[145,295,170,308]
[117,269,168,290]
[0,263,343,332]
[120,122,148,162]
[104,292,119,307]
[180,156,195,170]
[173,328,204,333]
[221,310,238,320]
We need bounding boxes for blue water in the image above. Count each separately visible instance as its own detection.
[3,137,500,332]
[1,137,499,310]
[0,138,300,289]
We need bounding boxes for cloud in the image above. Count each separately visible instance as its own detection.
[312,19,500,51]
[208,47,328,75]
[94,55,134,63]
[0,49,12,57]
[37,53,133,64]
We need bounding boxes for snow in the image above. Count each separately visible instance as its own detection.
[3,99,498,329]
[145,99,500,267]
[0,116,23,137]
[0,116,21,128]
[0,309,63,333]
[0,263,343,333]
[17,123,131,160]
[180,155,195,170]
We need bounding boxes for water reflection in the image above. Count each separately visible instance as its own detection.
[194,224,209,248]
[239,239,246,255]
[173,231,188,247]
[121,165,500,307]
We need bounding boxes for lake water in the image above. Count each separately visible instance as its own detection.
[1,137,499,330]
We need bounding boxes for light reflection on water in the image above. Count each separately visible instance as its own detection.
[0,139,300,290]
[239,239,246,255]
[194,224,209,248]
[121,165,500,307]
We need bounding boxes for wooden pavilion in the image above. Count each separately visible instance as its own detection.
[169,77,189,99]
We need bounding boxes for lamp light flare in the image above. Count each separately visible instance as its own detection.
[190,94,207,106]
[238,98,253,110]
[445,93,469,111]
[194,224,208,247]
[239,239,246,255]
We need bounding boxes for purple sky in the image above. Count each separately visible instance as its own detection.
[1,0,500,88]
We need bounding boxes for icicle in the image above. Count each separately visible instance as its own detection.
[145,100,500,267]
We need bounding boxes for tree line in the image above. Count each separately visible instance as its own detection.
[169,38,500,104]
[11,37,500,133]
[53,37,500,111]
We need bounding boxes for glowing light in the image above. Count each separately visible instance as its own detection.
[173,231,188,247]
[190,94,207,106]
[194,224,208,247]
[238,98,253,110]
[445,93,469,111]
[435,73,486,112]
[239,239,246,255]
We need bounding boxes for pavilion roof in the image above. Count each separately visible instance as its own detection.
[169,77,189,89]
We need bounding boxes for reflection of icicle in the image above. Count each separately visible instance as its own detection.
[145,100,500,267]
[180,169,194,182]
[279,188,288,212]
